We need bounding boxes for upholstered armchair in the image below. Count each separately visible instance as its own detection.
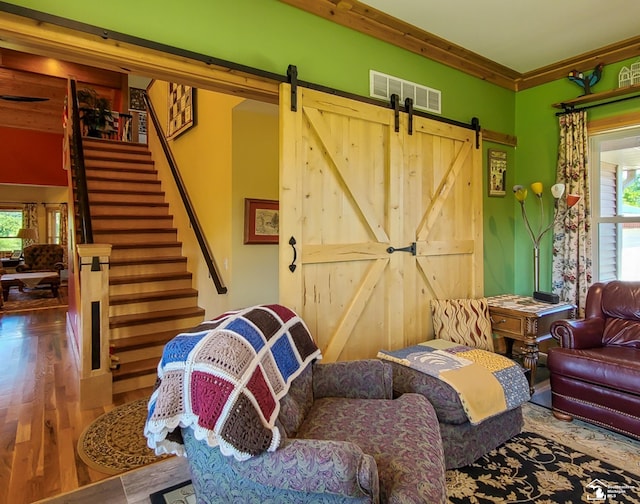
[548,280,640,440]
[16,244,65,275]
[182,359,447,503]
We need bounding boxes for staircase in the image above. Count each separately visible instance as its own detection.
[80,137,205,394]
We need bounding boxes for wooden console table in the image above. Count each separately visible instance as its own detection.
[486,294,575,393]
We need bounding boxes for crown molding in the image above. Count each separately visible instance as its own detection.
[280,0,640,92]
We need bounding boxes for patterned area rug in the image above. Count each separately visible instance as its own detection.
[447,430,640,502]
[77,398,166,474]
[1,285,68,313]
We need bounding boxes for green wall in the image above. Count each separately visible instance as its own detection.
[5,0,517,295]
[514,58,640,295]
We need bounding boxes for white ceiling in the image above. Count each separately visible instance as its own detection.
[361,0,640,73]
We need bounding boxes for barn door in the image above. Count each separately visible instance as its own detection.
[279,84,483,361]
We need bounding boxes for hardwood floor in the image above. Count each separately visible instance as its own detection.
[0,307,153,504]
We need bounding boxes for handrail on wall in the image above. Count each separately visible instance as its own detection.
[69,79,94,244]
[143,93,228,295]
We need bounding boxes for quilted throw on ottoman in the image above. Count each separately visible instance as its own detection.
[144,304,321,460]
[378,339,529,425]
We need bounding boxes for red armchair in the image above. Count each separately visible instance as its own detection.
[548,280,640,440]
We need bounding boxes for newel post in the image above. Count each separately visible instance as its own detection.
[76,243,112,409]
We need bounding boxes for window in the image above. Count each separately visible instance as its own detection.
[590,128,640,281]
[0,207,24,253]
[47,208,62,244]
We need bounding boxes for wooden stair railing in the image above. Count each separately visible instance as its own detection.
[144,93,227,294]
[69,79,93,244]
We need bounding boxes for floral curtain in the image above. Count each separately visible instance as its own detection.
[552,110,592,316]
[59,203,69,267]
[22,203,39,247]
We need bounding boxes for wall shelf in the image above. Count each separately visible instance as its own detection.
[553,83,640,109]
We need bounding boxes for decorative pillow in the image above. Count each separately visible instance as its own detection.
[430,298,494,352]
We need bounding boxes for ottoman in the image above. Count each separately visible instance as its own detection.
[384,343,527,469]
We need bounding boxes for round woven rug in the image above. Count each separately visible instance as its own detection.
[77,398,165,474]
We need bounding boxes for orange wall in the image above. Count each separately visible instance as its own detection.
[0,127,65,186]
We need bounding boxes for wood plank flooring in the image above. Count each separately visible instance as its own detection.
[0,307,153,504]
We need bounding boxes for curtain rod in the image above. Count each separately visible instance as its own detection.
[556,93,640,116]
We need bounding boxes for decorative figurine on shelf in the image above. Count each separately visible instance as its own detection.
[513,182,581,303]
[568,63,604,95]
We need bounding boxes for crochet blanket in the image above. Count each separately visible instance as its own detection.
[377,339,530,425]
[144,304,322,460]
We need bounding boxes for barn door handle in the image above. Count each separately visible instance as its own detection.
[288,236,297,272]
[387,242,416,255]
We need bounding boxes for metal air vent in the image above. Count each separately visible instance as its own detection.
[369,70,441,114]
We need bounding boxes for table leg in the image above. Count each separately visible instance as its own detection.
[522,340,539,395]
[504,337,515,358]
[51,283,59,298]
[2,285,9,302]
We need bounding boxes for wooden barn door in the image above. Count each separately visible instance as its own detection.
[279,84,483,361]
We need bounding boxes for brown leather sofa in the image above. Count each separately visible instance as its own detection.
[548,280,640,440]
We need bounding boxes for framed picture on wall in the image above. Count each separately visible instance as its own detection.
[488,148,507,197]
[244,198,279,244]
[167,83,196,139]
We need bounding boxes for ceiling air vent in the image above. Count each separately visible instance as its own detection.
[370,70,441,114]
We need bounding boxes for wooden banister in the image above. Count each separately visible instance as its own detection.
[143,93,227,295]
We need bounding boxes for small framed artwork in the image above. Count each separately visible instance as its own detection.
[488,149,507,197]
[244,198,279,244]
[167,83,196,139]
[129,87,146,111]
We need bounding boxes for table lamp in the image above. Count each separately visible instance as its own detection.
[17,227,39,245]
[513,182,581,303]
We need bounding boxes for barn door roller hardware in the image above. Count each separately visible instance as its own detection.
[391,94,400,132]
[472,117,480,148]
[287,64,298,112]
[405,97,413,135]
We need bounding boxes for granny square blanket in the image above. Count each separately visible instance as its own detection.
[144,304,321,460]
[377,339,530,425]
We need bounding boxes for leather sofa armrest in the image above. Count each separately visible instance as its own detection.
[229,438,378,499]
[313,359,393,399]
[15,264,30,273]
[550,318,604,349]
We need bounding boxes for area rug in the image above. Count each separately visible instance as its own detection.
[1,285,68,313]
[77,398,166,474]
[148,429,640,503]
[447,430,640,502]
[523,402,640,478]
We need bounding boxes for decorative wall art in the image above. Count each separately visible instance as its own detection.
[129,87,146,111]
[166,83,196,139]
[244,198,279,244]
[488,149,507,197]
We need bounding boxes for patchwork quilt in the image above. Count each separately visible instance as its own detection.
[144,304,322,460]
[377,339,530,425]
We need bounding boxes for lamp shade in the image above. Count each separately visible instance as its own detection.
[550,183,566,199]
[530,182,543,196]
[17,228,39,241]
[513,185,528,202]
[566,194,581,208]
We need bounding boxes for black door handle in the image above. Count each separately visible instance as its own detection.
[288,236,297,272]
